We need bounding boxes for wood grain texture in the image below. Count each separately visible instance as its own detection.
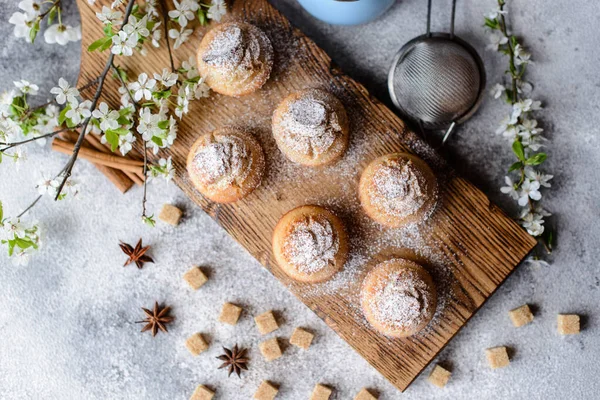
[76,0,537,391]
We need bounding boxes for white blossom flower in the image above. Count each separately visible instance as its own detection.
[123,15,150,39]
[65,99,92,125]
[137,108,163,140]
[64,178,81,198]
[18,0,42,16]
[96,6,123,25]
[208,0,227,22]
[150,156,175,183]
[518,179,542,206]
[154,68,178,88]
[500,176,519,200]
[37,175,59,197]
[151,22,162,47]
[518,119,543,139]
[490,83,506,99]
[118,132,135,155]
[175,85,190,118]
[520,211,545,236]
[485,7,506,20]
[168,0,196,27]
[495,115,518,139]
[193,78,210,99]
[0,90,17,116]
[524,257,549,269]
[0,118,22,142]
[165,116,177,146]
[521,134,546,151]
[50,77,79,105]
[512,99,542,119]
[129,73,157,102]
[4,218,26,239]
[44,24,81,46]
[111,0,124,9]
[111,30,136,56]
[168,27,192,50]
[12,148,27,165]
[87,0,96,5]
[487,32,508,51]
[514,44,532,65]
[9,12,36,42]
[12,248,32,266]
[524,168,553,188]
[13,79,39,95]
[92,102,120,131]
[181,56,199,79]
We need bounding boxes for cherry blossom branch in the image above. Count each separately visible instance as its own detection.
[0,125,80,151]
[52,0,137,202]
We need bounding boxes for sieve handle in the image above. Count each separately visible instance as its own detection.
[426,0,458,38]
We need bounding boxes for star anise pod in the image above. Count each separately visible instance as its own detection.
[119,238,154,269]
[217,345,249,378]
[136,301,174,337]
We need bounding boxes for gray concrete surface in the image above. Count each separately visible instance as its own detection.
[1,0,599,399]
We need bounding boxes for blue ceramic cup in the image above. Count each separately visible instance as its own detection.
[297,0,396,25]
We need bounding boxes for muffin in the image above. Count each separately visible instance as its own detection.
[272,205,348,283]
[361,258,437,337]
[359,153,438,227]
[272,88,349,166]
[186,127,265,203]
[197,21,274,97]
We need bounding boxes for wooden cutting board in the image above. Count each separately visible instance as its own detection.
[76,0,537,392]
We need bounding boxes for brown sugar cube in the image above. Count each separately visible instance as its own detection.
[219,302,242,325]
[253,380,279,400]
[254,311,279,335]
[508,304,534,327]
[310,384,332,400]
[190,384,214,400]
[185,333,209,356]
[159,204,183,226]
[183,266,208,290]
[354,387,378,400]
[259,337,282,361]
[557,314,580,335]
[289,327,314,350]
[486,346,510,369]
[427,364,451,388]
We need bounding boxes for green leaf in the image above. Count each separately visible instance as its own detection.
[525,153,547,166]
[197,9,207,26]
[508,161,523,172]
[0,201,3,222]
[157,120,169,130]
[151,136,163,147]
[153,90,172,100]
[14,237,33,250]
[512,140,526,162]
[484,17,499,30]
[47,6,57,25]
[104,129,120,152]
[29,20,40,43]
[58,105,70,125]
[143,215,156,227]
[7,239,16,256]
[103,23,113,36]
[88,36,112,52]
[542,227,556,253]
[510,35,519,48]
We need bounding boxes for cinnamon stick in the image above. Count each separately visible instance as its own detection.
[84,134,144,185]
[58,132,134,193]
[52,138,144,174]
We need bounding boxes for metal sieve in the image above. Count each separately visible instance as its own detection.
[388,0,486,143]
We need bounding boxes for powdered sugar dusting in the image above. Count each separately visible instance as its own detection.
[370,160,427,218]
[280,93,342,157]
[366,265,432,332]
[191,134,251,189]
[202,23,271,83]
[283,217,339,273]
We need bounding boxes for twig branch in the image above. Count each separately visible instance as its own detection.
[17,195,42,218]
[52,0,137,201]
[0,126,80,151]
[160,0,176,73]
